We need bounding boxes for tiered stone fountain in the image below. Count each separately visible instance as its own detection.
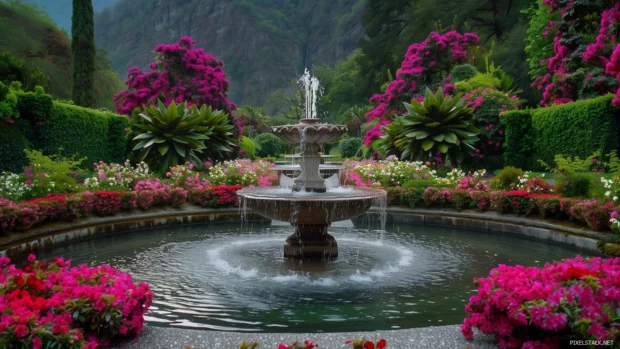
[237,71,386,259]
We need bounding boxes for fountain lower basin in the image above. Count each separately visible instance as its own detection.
[237,186,386,258]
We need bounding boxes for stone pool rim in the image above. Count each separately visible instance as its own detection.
[0,205,604,259]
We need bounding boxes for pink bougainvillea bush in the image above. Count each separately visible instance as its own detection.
[531,1,620,106]
[364,30,479,145]
[113,36,237,116]
[462,256,620,349]
[0,255,153,348]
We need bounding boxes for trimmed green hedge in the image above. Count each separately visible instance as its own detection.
[501,109,535,170]
[0,122,28,173]
[503,95,620,171]
[532,95,620,170]
[0,88,129,172]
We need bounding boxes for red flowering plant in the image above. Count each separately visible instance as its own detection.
[451,189,473,211]
[364,31,479,145]
[569,200,617,231]
[471,191,492,212]
[136,190,154,211]
[422,187,452,207]
[169,187,188,208]
[187,185,244,208]
[276,340,319,349]
[462,256,620,349]
[14,203,41,231]
[0,197,18,232]
[0,255,153,348]
[528,194,563,219]
[113,36,236,116]
[345,338,387,349]
[399,187,425,208]
[491,191,532,215]
[22,195,78,222]
[92,191,125,217]
[134,179,171,206]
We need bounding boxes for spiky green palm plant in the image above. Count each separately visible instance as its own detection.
[198,106,236,160]
[393,88,479,165]
[133,101,233,173]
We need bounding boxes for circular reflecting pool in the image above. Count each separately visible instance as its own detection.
[31,221,592,332]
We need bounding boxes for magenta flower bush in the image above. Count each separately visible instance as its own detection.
[462,256,620,349]
[0,255,153,348]
[113,36,237,116]
[364,31,479,145]
[531,1,620,106]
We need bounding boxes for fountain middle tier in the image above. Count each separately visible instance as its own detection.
[237,186,386,259]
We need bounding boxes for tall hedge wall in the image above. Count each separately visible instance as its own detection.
[0,88,129,172]
[501,110,535,170]
[532,95,620,169]
[503,95,620,171]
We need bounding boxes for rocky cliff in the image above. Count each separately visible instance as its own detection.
[94,0,364,106]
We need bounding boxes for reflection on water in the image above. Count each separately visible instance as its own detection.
[31,222,591,332]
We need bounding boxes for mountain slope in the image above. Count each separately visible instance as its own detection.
[22,0,120,32]
[0,1,124,109]
[94,0,365,106]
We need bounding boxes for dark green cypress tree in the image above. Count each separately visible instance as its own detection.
[71,0,96,107]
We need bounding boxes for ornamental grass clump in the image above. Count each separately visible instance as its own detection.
[462,256,620,349]
[0,255,153,348]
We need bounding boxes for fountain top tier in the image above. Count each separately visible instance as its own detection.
[272,118,348,147]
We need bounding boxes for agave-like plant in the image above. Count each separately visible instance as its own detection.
[391,88,479,164]
[198,106,236,160]
[132,101,234,172]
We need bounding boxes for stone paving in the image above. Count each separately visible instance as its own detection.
[117,325,498,349]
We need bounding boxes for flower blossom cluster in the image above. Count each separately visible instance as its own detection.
[207,159,277,187]
[113,36,236,116]
[533,1,620,105]
[0,255,153,348]
[462,256,620,349]
[364,31,479,145]
[84,160,150,191]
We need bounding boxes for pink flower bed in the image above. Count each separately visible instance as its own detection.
[0,255,153,348]
[462,256,620,348]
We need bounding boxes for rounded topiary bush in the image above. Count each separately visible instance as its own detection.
[340,137,362,158]
[254,133,285,158]
[450,64,479,82]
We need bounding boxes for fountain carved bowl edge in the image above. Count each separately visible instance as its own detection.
[237,187,386,225]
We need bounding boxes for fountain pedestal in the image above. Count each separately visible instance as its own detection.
[293,144,325,192]
[284,224,338,258]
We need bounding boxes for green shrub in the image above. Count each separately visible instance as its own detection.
[254,133,285,158]
[501,110,535,169]
[538,152,601,173]
[556,172,594,198]
[450,64,479,82]
[339,137,362,158]
[0,81,19,121]
[464,73,500,90]
[532,95,620,171]
[240,136,257,159]
[106,115,131,163]
[39,102,110,163]
[14,86,129,164]
[21,150,84,199]
[494,166,525,190]
[402,179,437,189]
[16,86,53,121]
[0,122,28,172]
[386,88,479,164]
